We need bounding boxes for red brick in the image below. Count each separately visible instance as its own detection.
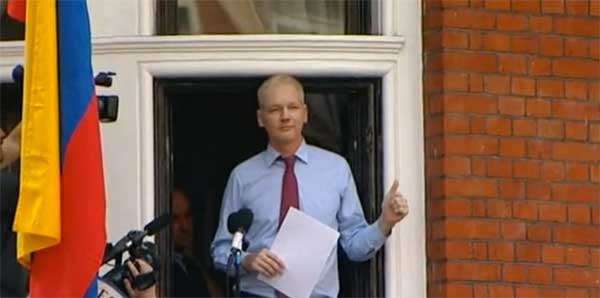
[486,117,511,136]
[539,35,564,56]
[516,243,541,262]
[591,248,600,268]
[538,119,564,139]
[424,9,443,29]
[554,267,600,287]
[513,201,538,220]
[527,140,553,159]
[445,283,473,297]
[443,52,499,73]
[553,224,600,245]
[445,136,499,155]
[473,199,486,216]
[497,14,528,31]
[500,180,525,199]
[469,31,483,50]
[484,0,510,10]
[489,284,513,297]
[566,246,590,266]
[591,124,600,143]
[591,82,600,101]
[487,159,512,177]
[513,119,536,136]
[442,30,470,49]
[539,203,567,222]
[500,138,526,157]
[566,0,589,15]
[432,199,472,217]
[515,286,538,297]
[542,0,565,13]
[489,242,514,261]
[424,31,441,51]
[565,121,588,141]
[540,161,565,181]
[470,73,484,92]
[471,116,486,134]
[529,57,552,76]
[473,242,488,260]
[443,9,497,29]
[511,77,536,96]
[487,199,512,218]
[527,223,552,241]
[499,96,524,115]
[511,35,538,54]
[553,183,600,203]
[542,244,565,264]
[568,205,591,224]
[443,94,498,113]
[443,73,469,91]
[514,160,541,178]
[439,0,470,8]
[503,264,527,282]
[553,58,600,78]
[528,265,552,284]
[566,288,590,298]
[539,287,565,297]
[526,182,551,200]
[593,0,600,16]
[529,16,552,33]
[594,207,600,224]
[473,284,487,298]
[564,37,589,58]
[470,0,484,8]
[555,17,600,37]
[501,220,526,240]
[443,157,471,175]
[484,75,510,94]
[591,39,600,59]
[498,54,527,74]
[565,80,588,100]
[472,157,486,176]
[437,218,500,239]
[537,78,564,97]
[445,262,501,281]
[483,32,511,51]
[592,164,600,183]
[552,101,600,121]
[566,162,589,181]
[526,98,551,117]
[445,178,498,197]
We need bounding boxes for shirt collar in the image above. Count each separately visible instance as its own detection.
[264,140,309,167]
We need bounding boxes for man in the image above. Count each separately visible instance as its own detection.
[172,187,220,297]
[211,74,409,297]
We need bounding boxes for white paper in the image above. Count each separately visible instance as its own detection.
[258,207,339,298]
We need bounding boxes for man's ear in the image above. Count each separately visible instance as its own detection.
[257,110,264,127]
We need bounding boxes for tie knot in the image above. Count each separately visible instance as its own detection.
[282,156,295,168]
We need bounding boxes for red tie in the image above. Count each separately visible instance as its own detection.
[279,156,299,226]
[277,156,298,298]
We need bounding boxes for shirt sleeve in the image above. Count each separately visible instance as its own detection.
[210,169,245,275]
[336,161,387,262]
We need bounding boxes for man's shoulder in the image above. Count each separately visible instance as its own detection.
[305,144,348,166]
[231,151,266,176]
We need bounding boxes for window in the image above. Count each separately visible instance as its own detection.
[157,0,377,35]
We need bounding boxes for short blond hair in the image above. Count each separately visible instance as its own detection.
[257,74,304,108]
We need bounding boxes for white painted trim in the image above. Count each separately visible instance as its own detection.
[138,0,155,35]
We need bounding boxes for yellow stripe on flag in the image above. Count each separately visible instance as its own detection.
[13,0,61,268]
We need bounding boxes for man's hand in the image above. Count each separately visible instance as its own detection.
[242,249,285,278]
[124,260,157,298]
[378,180,409,236]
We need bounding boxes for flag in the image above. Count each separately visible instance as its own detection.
[13,0,106,296]
[6,0,26,22]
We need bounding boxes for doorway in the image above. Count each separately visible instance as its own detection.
[154,77,384,297]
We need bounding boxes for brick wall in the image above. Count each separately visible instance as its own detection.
[423,0,599,297]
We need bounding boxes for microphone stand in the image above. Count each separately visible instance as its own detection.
[227,248,242,298]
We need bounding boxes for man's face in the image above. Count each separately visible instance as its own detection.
[257,83,308,146]
[172,190,194,252]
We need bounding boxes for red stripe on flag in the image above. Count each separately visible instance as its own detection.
[29,96,106,297]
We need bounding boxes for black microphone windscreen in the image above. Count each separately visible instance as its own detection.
[144,213,172,235]
[227,208,253,234]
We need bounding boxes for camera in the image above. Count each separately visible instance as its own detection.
[11,65,119,123]
[99,214,171,297]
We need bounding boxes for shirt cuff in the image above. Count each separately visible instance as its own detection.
[365,222,387,251]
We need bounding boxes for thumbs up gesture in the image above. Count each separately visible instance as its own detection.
[378,180,409,236]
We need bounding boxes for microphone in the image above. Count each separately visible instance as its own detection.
[227,208,253,252]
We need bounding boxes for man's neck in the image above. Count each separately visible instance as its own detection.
[270,139,303,157]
